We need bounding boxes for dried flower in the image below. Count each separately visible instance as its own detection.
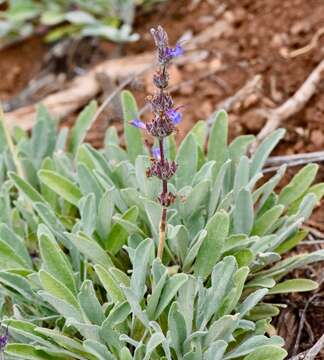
[147,158,177,180]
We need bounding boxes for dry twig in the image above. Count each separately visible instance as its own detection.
[264,151,324,172]
[284,27,324,58]
[288,334,324,360]
[257,58,324,142]
[207,74,263,127]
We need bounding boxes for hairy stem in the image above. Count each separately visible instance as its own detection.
[158,206,167,259]
[158,136,168,259]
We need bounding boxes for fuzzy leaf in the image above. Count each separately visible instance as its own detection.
[69,100,97,154]
[268,279,318,294]
[121,90,144,162]
[38,170,82,206]
[195,211,229,279]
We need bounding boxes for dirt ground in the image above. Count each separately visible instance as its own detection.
[0,0,323,357]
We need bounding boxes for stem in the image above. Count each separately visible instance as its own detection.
[157,206,167,259]
[157,136,168,260]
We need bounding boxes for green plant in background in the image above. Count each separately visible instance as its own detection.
[0,0,163,43]
[0,26,323,360]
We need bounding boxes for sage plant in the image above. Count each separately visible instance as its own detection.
[130,25,183,258]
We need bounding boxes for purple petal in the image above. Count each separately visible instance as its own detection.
[152,147,161,160]
[167,43,183,58]
[130,118,146,129]
[167,108,183,125]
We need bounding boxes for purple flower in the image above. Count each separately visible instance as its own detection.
[167,107,183,125]
[152,147,161,160]
[0,324,9,351]
[129,118,146,130]
[151,26,184,65]
[166,43,183,59]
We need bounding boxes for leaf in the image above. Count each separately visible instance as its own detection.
[178,276,197,334]
[204,340,228,360]
[77,162,103,205]
[67,232,113,268]
[155,274,188,319]
[238,289,268,318]
[96,188,115,242]
[288,182,324,215]
[39,270,79,310]
[79,193,96,236]
[121,90,144,162]
[191,120,207,149]
[107,206,140,254]
[78,280,105,325]
[204,315,238,348]
[195,211,229,279]
[268,279,318,294]
[243,345,287,360]
[121,285,149,326]
[0,223,32,268]
[181,180,210,219]
[64,11,96,24]
[278,164,318,207]
[229,135,255,163]
[247,304,280,321]
[83,339,114,360]
[9,172,45,203]
[251,205,284,236]
[183,230,207,271]
[275,229,308,254]
[207,110,228,173]
[0,239,28,269]
[233,188,254,235]
[94,264,125,303]
[3,320,52,347]
[38,228,76,294]
[5,344,57,360]
[38,291,83,322]
[176,133,198,189]
[143,332,165,360]
[199,257,238,328]
[250,129,285,177]
[0,271,34,300]
[131,239,154,301]
[208,160,231,217]
[34,327,87,355]
[224,335,284,359]
[69,100,97,154]
[38,170,82,206]
[168,302,187,358]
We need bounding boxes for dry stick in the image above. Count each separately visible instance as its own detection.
[206,74,263,127]
[264,151,324,172]
[257,58,324,142]
[292,293,322,356]
[288,334,324,360]
[3,19,229,130]
[4,50,207,130]
[90,64,154,125]
[285,27,324,59]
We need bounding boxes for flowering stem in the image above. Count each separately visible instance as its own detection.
[158,206,167,259]
[158,137,168,259]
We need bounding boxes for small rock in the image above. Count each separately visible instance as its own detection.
[290,20,310,35]
[310,130,324,147]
